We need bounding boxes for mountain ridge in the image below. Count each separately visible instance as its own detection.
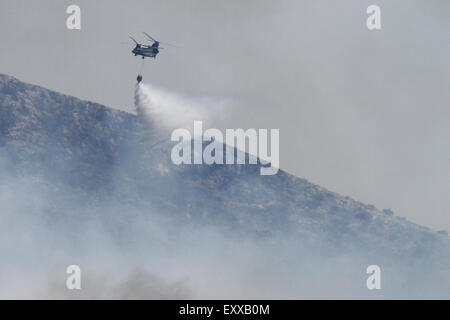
[0,73,439,230]
[1,73,449,298]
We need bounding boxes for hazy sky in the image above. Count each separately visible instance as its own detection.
[0,0,449,231]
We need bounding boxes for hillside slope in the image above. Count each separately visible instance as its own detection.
[0,73,448,298]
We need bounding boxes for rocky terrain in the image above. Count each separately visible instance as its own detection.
[0,73,448,299]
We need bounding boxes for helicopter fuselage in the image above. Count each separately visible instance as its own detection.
[132,45,159,59]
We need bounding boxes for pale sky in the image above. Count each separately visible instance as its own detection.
[0,0,449,231]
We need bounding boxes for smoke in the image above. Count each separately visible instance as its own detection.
[1,167,449,299]
[0,84,449,300]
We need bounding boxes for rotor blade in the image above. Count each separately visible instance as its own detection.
[143,32,179,47]
[159,41,179,47]
[138,45,164,49]
[143,32,156,42]
[129,36,139,45]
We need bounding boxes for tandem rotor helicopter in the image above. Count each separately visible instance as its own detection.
[130,32,163,60]
[130,32,170,83]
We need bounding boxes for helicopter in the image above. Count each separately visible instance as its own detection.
[130,32,164,59]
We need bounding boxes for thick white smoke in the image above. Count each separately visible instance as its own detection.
[1,83,448,299]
